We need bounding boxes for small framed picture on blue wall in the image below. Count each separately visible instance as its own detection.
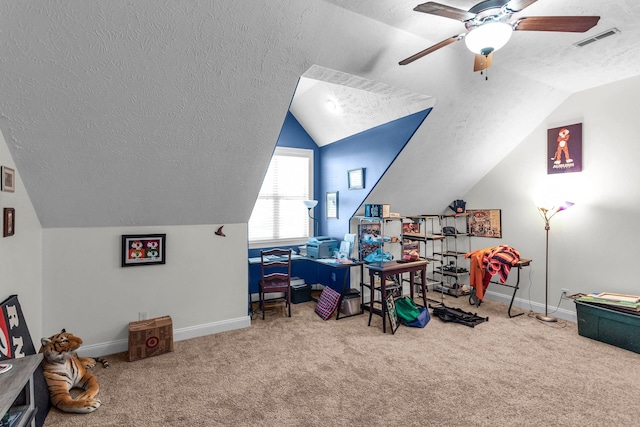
[347,168,365,190]
[326,191,338,219]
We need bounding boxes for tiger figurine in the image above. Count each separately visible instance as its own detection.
[39,329,108,414]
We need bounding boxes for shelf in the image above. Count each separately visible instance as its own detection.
[433,283,470,297]
[4,405,33,427]
[403,232,445,241]
[353,215,404,263]
[435,267,469,277]
[352,216,403,222]
[436,251,468,257]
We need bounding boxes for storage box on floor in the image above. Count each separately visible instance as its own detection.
[340,288,361,315]
[128,315,174,361]
[291,277,311,304]
[575,301,640,354]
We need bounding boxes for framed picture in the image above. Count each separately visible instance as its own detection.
[326,191,338,219]
[1,166,15,192]
[467,209,502,238]
[548,122,582,174]
[121,234,166,267]
[386,294,400,335]
[3,208,15,237]
[347,168,365,190]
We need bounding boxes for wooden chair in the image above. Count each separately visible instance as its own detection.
[259,248,293,319]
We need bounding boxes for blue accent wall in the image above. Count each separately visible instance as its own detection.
[274,109,432,239]
[249,108,432,294]
[319,109,432,239]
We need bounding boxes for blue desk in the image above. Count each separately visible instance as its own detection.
[248,255,364,318]
[248,255,354,294]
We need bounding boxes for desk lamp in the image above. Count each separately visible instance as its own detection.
[536,201,574,322]
[303,200,319,237]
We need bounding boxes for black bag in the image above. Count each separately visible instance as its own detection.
[442,226,457,235]
[429,303,488,328]
[449,199,466,214]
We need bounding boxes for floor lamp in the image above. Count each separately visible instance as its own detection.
[536,201,574,322]
[303,200,318,237]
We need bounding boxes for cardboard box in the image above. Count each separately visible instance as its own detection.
[128,315,174,361]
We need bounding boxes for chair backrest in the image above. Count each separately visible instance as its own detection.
[260,248,292,284]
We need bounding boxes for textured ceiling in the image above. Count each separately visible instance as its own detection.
[0,1,638,228]
[290,65,436,146]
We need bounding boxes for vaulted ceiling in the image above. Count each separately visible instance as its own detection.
[0,1,638,228]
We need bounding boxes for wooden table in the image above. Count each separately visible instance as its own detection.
[0,353,43,427]
[365,260,428,333]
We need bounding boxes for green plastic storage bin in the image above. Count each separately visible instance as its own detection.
[575,300,640,354]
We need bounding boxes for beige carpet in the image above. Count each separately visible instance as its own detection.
[43,295,640,426]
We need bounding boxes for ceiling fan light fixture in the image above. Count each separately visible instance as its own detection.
[465,22,513,55]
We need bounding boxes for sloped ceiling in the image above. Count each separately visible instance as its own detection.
[290,65,435,146]
[0,1,638,228]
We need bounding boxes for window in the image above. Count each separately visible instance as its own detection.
[248,147,314,247]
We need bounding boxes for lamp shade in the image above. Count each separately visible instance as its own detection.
[556,201,575,212]
[465,22,513,55]
[538,200,574,221]
[302,200,318,209]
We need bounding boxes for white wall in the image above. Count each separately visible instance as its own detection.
[464,74,640,321]
[0,130,43,350]
[42,223,250,356]
[5,74,640,354]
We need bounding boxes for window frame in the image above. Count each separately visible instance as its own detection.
[248,147,314,249]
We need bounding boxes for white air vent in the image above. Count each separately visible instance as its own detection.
[574,28,620,47]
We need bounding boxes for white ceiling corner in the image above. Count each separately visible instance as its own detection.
[289,65,435,147]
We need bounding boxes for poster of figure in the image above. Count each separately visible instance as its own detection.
[548,123,582,174]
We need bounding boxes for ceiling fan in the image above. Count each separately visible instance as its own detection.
[399,0,600,72]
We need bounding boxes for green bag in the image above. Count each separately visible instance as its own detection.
[394,296,420,322]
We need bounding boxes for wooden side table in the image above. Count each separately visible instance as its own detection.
[366,260,428,333]
[0,353,43,427]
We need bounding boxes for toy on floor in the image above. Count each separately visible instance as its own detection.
[39,329,108,413]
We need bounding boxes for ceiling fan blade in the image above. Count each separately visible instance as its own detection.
[413,2,476,22]
[505,0,538,13]
[399,34,464,65]
[513,16,601,32]
[473,52,493,72]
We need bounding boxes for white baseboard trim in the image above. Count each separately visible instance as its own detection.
[80,315,251,358]
[485,290,577,323]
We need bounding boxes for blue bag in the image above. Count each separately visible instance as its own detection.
[363,248,393,263]
[401,306,430,328]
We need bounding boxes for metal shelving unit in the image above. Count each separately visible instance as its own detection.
[433,213,471,297]
[401,215,444,295]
